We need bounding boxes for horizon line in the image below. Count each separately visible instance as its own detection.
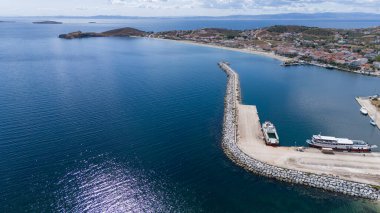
[2,12,380,19]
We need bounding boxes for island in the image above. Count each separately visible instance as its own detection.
[33,21,63,24]
[59,25,380,76]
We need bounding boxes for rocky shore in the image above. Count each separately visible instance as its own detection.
[218,62,380,200]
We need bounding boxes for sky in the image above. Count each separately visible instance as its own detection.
[1,0,380,16]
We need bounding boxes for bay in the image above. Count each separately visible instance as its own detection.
[0,20,379,212]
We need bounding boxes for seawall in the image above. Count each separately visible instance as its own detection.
[218,61,380,200]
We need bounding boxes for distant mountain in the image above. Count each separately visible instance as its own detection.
[28,13,380,20]
[221,13,380,20]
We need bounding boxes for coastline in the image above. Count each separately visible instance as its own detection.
[151,38,380,77]
[218,61,380,200]
[150,38,289,62]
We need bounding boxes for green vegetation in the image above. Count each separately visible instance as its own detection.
[266,25,310,33]
[371,185,380,191]
[303,28,334,37]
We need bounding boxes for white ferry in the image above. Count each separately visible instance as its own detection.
[306,134,377,152]
[262,121,279,146]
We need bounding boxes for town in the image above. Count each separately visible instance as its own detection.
[150,25,380,75]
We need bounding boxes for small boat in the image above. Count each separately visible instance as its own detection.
[370,118,376,126]
[360,107,368,115]
[262,121,279,146]
[306,134,377,152]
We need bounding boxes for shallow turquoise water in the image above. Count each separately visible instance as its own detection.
[0,22,379,212]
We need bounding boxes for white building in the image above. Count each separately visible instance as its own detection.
[350,58,368,67]
[373,62,380,69]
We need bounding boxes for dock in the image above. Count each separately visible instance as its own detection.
[356,96,380,129]
[219,61,380,200]
[237,104,380,186]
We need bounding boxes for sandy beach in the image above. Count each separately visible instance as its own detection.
[151,38,289,62]
[151,38,380,78]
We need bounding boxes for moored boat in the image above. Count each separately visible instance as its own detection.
[370,116,376,126]
[360,107,368,115]
[306,134,377,152]
[262,121,279,146]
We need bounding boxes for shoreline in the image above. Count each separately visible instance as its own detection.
[150,38,289,62]
[218,61,380,201]
[150,38,380,77]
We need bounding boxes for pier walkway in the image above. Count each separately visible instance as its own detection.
[237,104,380,186]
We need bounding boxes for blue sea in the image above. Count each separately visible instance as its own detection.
[0,19,380,212]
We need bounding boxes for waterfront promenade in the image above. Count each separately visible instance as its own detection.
[219,61,380,200]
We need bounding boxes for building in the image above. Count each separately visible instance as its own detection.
[373,62,380,69]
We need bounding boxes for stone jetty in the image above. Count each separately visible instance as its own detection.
[218,61,380,200]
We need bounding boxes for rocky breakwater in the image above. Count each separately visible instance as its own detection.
[218,61,380,200]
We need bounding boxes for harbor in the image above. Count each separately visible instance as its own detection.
[219,61,380,200]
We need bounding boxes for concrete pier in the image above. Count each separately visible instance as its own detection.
[356,96,380,129]
[219,61,380,200]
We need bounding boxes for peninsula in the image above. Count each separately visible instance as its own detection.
[219,61,380,200]
[59,25,380,76]
[58,27,146,39]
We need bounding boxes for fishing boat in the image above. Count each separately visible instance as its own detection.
[262,121,279,146]
[306,134,377,152]
[360,107,368,115]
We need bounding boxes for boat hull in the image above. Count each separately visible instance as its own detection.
[360,108,368,115]
[307,142,371,152]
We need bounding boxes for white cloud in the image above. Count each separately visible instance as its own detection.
[108,0,380,12]
[109,0,200,9]
[1,0,380,16]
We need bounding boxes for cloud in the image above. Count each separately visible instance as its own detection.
[107,0,380,13]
